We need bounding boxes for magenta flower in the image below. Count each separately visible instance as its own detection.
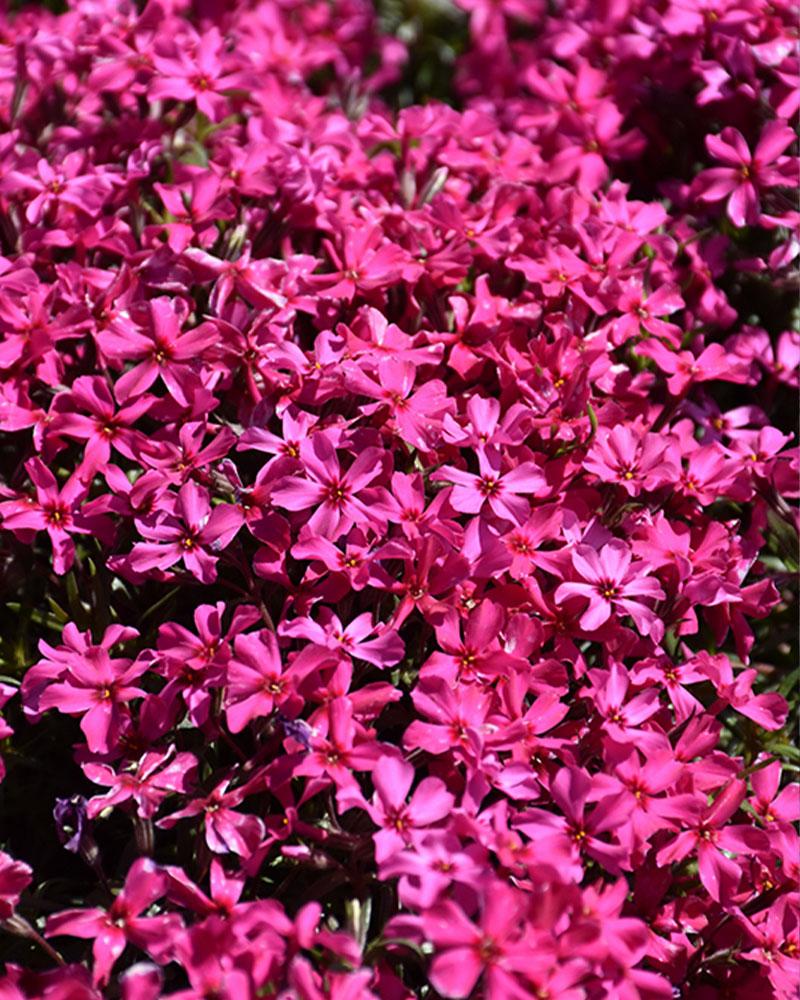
[699,655,788,731]
[695,122,796,226]
[372,471,463,547]
[153,174,235,253]
[183,246,287,312]
[431,448,545,525]
[316,224,416,301]
[149,27,247,121]
[279,609,404,669]
[748,759,800,827]
[1,153,118,225]
[126,482,242,584]
[589,661,661,747]
[423,882,549,1000]
[0,851,32,919]
[678,444,739,504]
[0,2,795,995]
[271,433,386,540]
[360,755,454,863]
[37,641,148,754]
[0,458,112,575]
[158,778,264,857]
[638,340,751,396]
[423,601,528,683]
[584,425,678,495]
[404,678,491,759]
[344,358,451,451]
[379,831,486,910]
[99,298,217,406]
[137,421,237,487]
[657,780,769,905]
[224,629,297,734]
[292,696,383,792]
[737,896,800,999]
[612,281,685,345]
[47,859,180,986]
[610,750,686,847]
[50,376,151,475]
[554,540,665,636]
[515,766,631,875]
[83,747,199,820]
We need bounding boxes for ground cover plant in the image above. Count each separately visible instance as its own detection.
[0,0,797,996]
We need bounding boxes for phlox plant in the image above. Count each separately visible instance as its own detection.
[0,0,797,998]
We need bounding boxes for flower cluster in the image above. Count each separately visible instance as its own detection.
[0,0,797,998]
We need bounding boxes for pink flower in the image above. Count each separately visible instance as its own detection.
[50,375,151,475]
[37,638,148,754]
[271,433,386,541]
[695,122,796,226]
[0,458,112,575]
[47,859,180,986]
[291,696,383,792]
[423,882,549,1000]
[431,448,545,525]
[0,852,32,919]
[584,425,678,495]
[358,755,454,863]
[126,482,242,584]
[279,609,404,669]
[612,281,685,345]
[404,678,491,759]
[224,629,297,734]
[422,601,528,683]
[588,661,661,748]
[0,153,118,225]
[638,341,751,396]
[515,766,631,875]
[316,224,418,301]
[149,27,247,121]
[554,540,665,636]
[379,831,486,909]
[737,896,800,998]
[344,358,451,451]
[657,779,769,905]
[699,654,788,731]
[99,298,217,407]
[83,747,199,820]
[153,174,235,253]
[158,778,264,857]
[748,759,800,827]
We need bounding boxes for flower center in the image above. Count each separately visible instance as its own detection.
[327,483,348,505]
[476,937,500,964]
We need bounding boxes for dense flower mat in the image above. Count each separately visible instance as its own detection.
[0,0,797,997]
